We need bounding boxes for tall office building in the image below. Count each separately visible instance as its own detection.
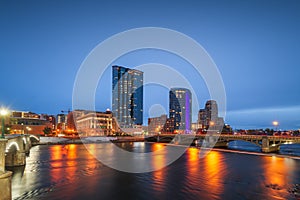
[198,100,224,130]
[169,88,192,132]
[112,66,143,127]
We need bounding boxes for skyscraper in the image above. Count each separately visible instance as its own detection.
[169,88,192,132]
[198,100,224,130]
[112,66,143,127]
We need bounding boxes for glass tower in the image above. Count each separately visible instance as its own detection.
[112,66,143,127]
[169,88,192,132]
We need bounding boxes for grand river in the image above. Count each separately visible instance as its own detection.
[9,142,300,200]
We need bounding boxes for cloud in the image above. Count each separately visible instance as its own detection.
[225,105,300,130]
[227,105,300,115]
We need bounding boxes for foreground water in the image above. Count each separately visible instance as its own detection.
[9,142,300,200]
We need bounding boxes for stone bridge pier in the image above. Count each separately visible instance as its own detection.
[261,136,280,153]
[5,136,27,167]
[0,139,13,200]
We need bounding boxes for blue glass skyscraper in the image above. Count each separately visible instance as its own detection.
[112,66,143,127]
[169,88,192,132]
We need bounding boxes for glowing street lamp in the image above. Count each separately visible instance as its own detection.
[272,121,279,132]
[26,126,32,134]
[0,108,8,139]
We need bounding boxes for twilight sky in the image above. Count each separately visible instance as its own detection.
[1,0,300,130]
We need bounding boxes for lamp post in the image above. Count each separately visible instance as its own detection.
[272,121,279,132]
[0,109,8,139]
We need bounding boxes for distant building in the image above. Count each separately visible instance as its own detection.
[169,88,192,133]
[9,111,52,135]
[40,114,56,129]
[75,110,114,136]
[56,114,67,131]
[191,122,200,132]
[198,100,224,131]
[112,65,143,128]
[66,111,76,131]
[148,114,167,134]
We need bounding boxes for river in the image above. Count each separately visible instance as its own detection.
[8,142,300,200]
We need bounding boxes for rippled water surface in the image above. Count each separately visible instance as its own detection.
[9,142,300,200]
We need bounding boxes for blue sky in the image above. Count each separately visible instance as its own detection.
[1,0,300,130]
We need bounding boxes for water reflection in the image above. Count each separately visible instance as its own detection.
[262,156,297,197]
[186,148,199,175]
[9,143,300,200]
[151,143,167,193]
[202,151,226,198]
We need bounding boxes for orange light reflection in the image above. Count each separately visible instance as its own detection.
[151,143,167,192]
[262,156,296,190]
[202,151,225,197]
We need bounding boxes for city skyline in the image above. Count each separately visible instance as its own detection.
[1,1,300,130]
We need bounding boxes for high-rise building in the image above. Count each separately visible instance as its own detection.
[198,100,224,130]
[169,88,192,132]
[112,66,143,128]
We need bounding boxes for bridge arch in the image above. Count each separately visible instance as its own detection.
[226,139,262,147]
[22,137,27,145]
[29,135,39,143]
[6,142,20,153]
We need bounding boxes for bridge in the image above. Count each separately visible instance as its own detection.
[0,134,39,200]
[4,134,40,166]
[145,134,300,153]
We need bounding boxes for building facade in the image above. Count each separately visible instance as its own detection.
[56,114,67,131]
[112,65,143,128]
[169,88,192,133]
[75,110,114,136]
[9,111,53,135]
[148,114,167,134]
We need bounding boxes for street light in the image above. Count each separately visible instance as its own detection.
[26,126,31,134]
[272,121,279,132]
[0,108,8,139]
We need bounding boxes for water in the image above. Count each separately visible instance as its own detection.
[228,141,300,156]
[8,142,300,200]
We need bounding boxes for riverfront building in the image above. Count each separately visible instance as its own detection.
[148,114,167,134]
[169,88,192,133]
[112,66,143,128]
[8,111,53,135]
[75,110,115,136]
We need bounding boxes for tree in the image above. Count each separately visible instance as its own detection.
[43,127,52,136]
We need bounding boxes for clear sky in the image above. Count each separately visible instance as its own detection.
[1,0,300,130]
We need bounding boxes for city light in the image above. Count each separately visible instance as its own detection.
[272,121,279,126]
[0,108,9,139]
[0,109,8,116]
[272,121,279,132]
